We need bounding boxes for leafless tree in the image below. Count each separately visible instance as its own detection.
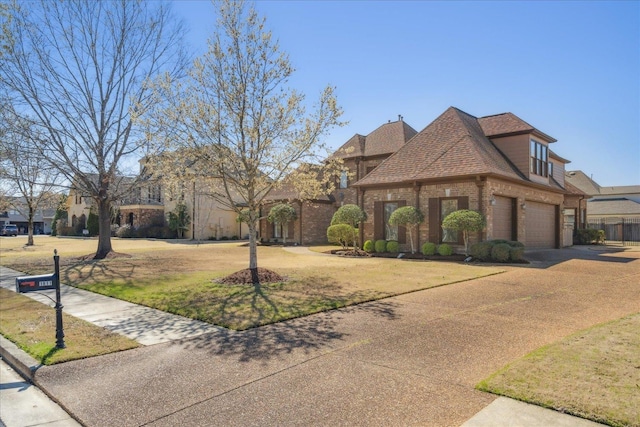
[0,111,64,245]
[146,0,344,275]
[0,0,187,258]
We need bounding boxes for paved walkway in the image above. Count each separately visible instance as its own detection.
[0,266,221,346]
[2,246,638,426]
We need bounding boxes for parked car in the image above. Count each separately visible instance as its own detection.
[1,224,19,236]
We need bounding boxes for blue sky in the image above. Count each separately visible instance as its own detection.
[174,0,639,186]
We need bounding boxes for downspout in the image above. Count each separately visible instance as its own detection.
[299,200,303,245]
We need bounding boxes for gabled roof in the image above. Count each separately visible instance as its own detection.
[332,119,417,159]
[565,171,601,196]
[478,112,557,142]
[587,198,640,216]
[598,185,640,196]
[354,107,527,187]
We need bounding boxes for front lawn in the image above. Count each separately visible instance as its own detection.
[0,288,139,364]
[0,238,506,330]
[478,313,640,427]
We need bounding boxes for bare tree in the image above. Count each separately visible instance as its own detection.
[146,0,343,276]
[0,0,187,258]
[0,113,63,245]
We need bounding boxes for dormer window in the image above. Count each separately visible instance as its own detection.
[530,139,548,177]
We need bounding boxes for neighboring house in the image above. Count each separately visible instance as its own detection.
[0,197,55,234]
[565,171,640,219]
[68,169,247,241]
[353,107,586,250]
[259,117,418,244]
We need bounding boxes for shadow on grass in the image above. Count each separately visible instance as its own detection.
[61,258,137,287]
[176,279,400,364]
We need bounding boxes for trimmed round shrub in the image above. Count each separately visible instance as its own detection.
[387,241,399,253]
[327,224,355,248]
[507,240,525,248]
[363,240,375,253]
[375,239,387,253]
[421,242,437,256]
[470,241,494,261]
[509,246,525,262]
[491,243,511,262]
[437,243,453,256]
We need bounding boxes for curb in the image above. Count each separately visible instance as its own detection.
[0,335,41,382]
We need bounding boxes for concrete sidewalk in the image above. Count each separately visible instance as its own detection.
[0,266,221,346]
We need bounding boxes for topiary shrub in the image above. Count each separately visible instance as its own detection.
[327,224,355,249]
[421,242,437,256]
[387,240,399,253]
[375,239,387,253]
[470,241,494,261]
[491,243,511,262]
[363,240,375,253]
[509,246,525,262]
[438,243,453,256]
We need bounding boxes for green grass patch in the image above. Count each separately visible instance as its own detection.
[0,288,139,364]
[79,273,390,331]
[478,313,640,427]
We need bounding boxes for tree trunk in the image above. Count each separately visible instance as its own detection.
[248,220,258,270]
[94,199,113,259]
[26,205,34,246]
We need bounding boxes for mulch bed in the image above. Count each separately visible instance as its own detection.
[325,249,468,262]
[217,267,286,285]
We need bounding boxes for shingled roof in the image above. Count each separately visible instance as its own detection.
[332,119,417,159]
[478,112,557,142]
[354,107,528,187]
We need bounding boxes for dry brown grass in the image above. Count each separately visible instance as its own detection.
[1,236,506,329]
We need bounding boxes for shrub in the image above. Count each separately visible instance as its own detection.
[331,204,367,248]
[574,228,605,245]
[374,239,387,253]
[441,210,485,255]
[387,240,399,253]
[363,240,375,252]
[470,241,494,261]
[116,224,134,238]
[437,243,453,256]
[491,243,511,262]
[327,224,355,249]
[388,206,424,254]
[421,242,437,256]
[87,211,99,236]
[507,240,525,248]
[509,246,525,262]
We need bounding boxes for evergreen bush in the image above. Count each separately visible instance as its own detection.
[437,243,454,256]
[509,246,525,262]
[386,241,399,253]
[421,242,437,256]
[375,239,387,253]
[363,240,375,252]
[491,243,511,262]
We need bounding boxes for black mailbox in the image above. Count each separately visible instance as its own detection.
[16,273,57,293]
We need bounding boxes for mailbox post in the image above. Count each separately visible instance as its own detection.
[15,250,65,349]
[54,249,65,349]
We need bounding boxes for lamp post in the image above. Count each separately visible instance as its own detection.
[54,249,65,349]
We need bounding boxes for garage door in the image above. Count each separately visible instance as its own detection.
[525,201,556,249]
[493,196,514,241]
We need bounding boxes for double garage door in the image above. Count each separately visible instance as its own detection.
[525,201,557,249]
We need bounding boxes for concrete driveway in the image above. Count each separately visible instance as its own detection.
[31,247,640,426]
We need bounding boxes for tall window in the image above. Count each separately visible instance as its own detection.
[441,199,458,243]
[384,202,398,240]
[340,171,348,189]
[273,222,282,238]
[530,139,548,177]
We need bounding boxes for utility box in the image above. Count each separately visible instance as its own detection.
[16,274,57,293]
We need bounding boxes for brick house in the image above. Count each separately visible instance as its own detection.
[353,106,587,250]
[259,118,417,244]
